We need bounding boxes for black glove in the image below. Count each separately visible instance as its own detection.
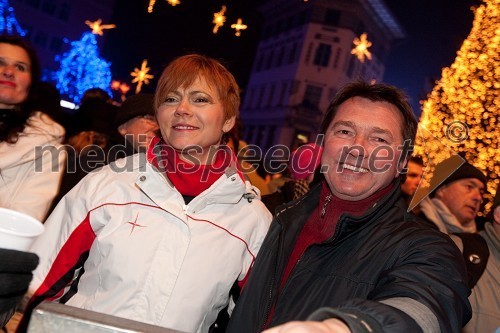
[0,249,39,314]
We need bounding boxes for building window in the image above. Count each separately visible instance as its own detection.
[313,43,331,67]
[255,53,265,72]
[244,87,256,109]
[49,36,63,52]
[25,0,41,9]
[303,84,322,108]
[257,86,265,108]
[58,2,71,21]
[275,46,285,67]
[288,43,298,64]
[42,0,56,15]
[33,31,48,48]
[333,48,341,69]
[266,84,275,107]
[346,55,357,78]
[305,42,314,64]
[278,81,288,106]
[265,50,274,70]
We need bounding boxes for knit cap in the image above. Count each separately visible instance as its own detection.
[114,93,155,128]
[430,155,487,195]
[289,143,323,180]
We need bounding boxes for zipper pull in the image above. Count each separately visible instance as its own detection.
[321,194,332,218]
[182,204,188,213]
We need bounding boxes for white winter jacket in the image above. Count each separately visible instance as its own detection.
[25,153,272,333]
[0,111,65,222]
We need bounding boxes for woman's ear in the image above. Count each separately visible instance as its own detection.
[222,116,236,133]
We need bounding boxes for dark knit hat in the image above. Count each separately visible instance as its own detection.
[430,155,487,195]
[114,94,155,128]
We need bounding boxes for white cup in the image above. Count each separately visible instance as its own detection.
[0,208,44,251]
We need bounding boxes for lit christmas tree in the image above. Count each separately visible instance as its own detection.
[0,0,26,36]
[53,31,112,104]
[415,0,499,214]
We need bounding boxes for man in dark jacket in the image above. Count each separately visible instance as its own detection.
[226,81,471,333]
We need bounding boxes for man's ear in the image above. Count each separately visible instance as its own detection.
[223,116,236,133]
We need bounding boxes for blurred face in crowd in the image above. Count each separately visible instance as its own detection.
[401,160,424,197]
[118,115,159,150]
[156,76,235,164]
[0,43,31,108]
[321,97,406,201]
[435,178,484,225]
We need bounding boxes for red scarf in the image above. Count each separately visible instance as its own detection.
[147,137,242,196]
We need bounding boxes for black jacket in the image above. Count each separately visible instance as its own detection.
[227,181,471,333]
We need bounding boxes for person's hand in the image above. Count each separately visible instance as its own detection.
[262,319,351,333]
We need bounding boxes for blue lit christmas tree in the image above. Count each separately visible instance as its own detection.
[0,0,26,36]
[54,31,112,104]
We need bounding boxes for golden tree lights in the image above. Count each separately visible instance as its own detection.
[130,60,154,94]
[351,33,372,63]
[85,19,116,35]
[213,6,227,34]
[415,0,499,215]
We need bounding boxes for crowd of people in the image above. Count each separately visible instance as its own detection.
[0,34,498,333]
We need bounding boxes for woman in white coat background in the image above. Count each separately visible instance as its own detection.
[0,35,65,222]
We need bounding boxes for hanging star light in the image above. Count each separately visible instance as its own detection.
[131,59,154,94]
[231,18,247,37]
[351,32,372,63]
[148,0,180,13]
[85,19,116,36]
[147,0,156,13]
[212,5,227,34]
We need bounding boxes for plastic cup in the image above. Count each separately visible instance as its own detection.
[0,208,44,251]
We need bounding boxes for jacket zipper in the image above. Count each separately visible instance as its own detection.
[260,221,285,331]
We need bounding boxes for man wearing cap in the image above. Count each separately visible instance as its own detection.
[108,94,159,162]
[458,183,499,333]
[419,156,487,234]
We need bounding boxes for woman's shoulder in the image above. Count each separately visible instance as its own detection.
[25,111,65,141]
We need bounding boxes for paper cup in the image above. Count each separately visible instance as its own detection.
[0,208,44,251]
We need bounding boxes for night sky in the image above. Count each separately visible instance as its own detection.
[102,0,482,116]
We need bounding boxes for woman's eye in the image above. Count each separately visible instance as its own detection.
[16,64,28,72]
[164,97,177,103]
[194,97,209,103]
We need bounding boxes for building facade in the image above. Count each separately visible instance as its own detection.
[240,0,404,151]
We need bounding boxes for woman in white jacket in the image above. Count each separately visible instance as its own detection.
[0,35,65,222]
[18,54,272,333]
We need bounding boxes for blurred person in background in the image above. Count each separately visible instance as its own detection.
[0,35,65,222]
[400,155,423,214]
[108,93,159,162]
[262,143,323,215]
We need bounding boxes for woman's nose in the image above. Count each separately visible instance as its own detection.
[1,65,14,78]
[174,99,192,116]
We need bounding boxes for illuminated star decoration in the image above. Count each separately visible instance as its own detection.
[131,59,154,94]
[351,32,372,63]
[148,0,180,13]
[85,19,116,36]
[212,6,227,34]
[231,18,247,37]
